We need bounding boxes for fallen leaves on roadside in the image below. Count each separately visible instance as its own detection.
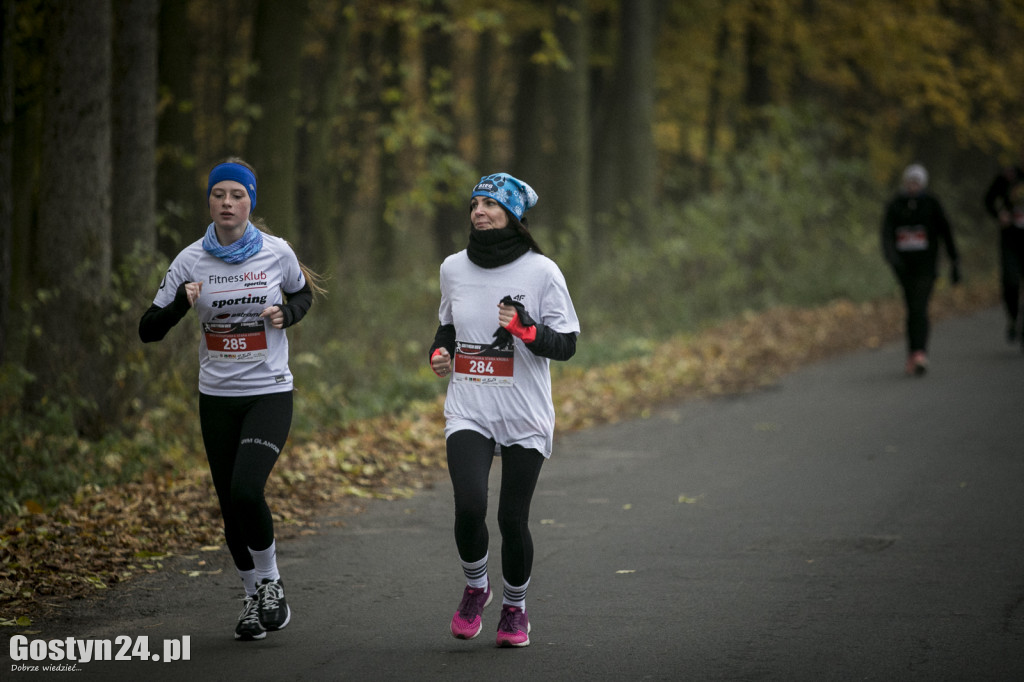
[554,285,992,430]
[0,284,997,625]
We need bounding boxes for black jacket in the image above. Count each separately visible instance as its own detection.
[881,191,958,277]
[983,165,1024,224]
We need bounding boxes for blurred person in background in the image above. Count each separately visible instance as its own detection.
[882,163,960,376]
[983,146,1024,348]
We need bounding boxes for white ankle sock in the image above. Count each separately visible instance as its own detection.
[502,577,529,608]
[461,553,489,590]
[249,541,280,583]
[237,568,258,597]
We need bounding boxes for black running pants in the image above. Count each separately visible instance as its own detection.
[999,229,1024,326]
[446,429,545,587]
[898,270,935,353]
[199,391,292,571]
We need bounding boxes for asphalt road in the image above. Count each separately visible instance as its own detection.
[4,307,1024,681]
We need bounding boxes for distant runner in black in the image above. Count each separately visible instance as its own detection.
[881,163,960,375]
[983,146,1024,348]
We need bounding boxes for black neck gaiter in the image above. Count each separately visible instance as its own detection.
[466,226,530,268]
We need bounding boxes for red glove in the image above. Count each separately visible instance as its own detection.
[505,312,537,343]
[430,347,451,377]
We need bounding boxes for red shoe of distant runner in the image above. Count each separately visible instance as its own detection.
[908,351,928,376]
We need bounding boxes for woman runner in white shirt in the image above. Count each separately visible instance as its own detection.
[429,173,580,647]
[139,158,323,641]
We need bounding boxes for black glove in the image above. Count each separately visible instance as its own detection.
[499,296,536,326]
[486,296,537,349]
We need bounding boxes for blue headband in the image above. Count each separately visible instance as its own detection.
[207,162,257,210]
[471,173,538,220]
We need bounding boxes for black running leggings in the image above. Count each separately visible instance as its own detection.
[897,269,935,353]
[446,429,545,587]
[199,391,292,572]
[999,229,1024,325]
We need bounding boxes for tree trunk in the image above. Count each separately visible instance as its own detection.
[0,0,13,363]
[588,6,614,245]
[339,28,381,276]
[111,0,158,264]
[9,87,41,367]
[617,0,657,236]
[591,0,657,238]
[703,15,730,193]
[296,3,351,273]
[156,0,196,256]
[511,28,547,188]
[548,0,590,261]
[423,1,458,261]
[372,20,402,278]
[473,29,497,173]
[192,1,250,185]
[27,0,115,436]
[741,0,773,143]
[247,0,309,242]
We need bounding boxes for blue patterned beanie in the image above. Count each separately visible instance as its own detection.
[207,162,258,211]
[471,173,538,220]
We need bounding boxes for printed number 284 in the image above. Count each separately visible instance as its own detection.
[469,360,494,374]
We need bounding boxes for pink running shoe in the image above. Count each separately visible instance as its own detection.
[450,586,492,639]
[495,605,531,647]
[910,351,928,376]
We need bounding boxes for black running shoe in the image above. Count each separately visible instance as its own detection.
[256,578,291,631]
[234,595,266,641]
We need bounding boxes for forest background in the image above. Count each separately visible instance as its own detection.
[1,0,1022,520]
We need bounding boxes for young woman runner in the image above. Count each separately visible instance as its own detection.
[140,158,323,641]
